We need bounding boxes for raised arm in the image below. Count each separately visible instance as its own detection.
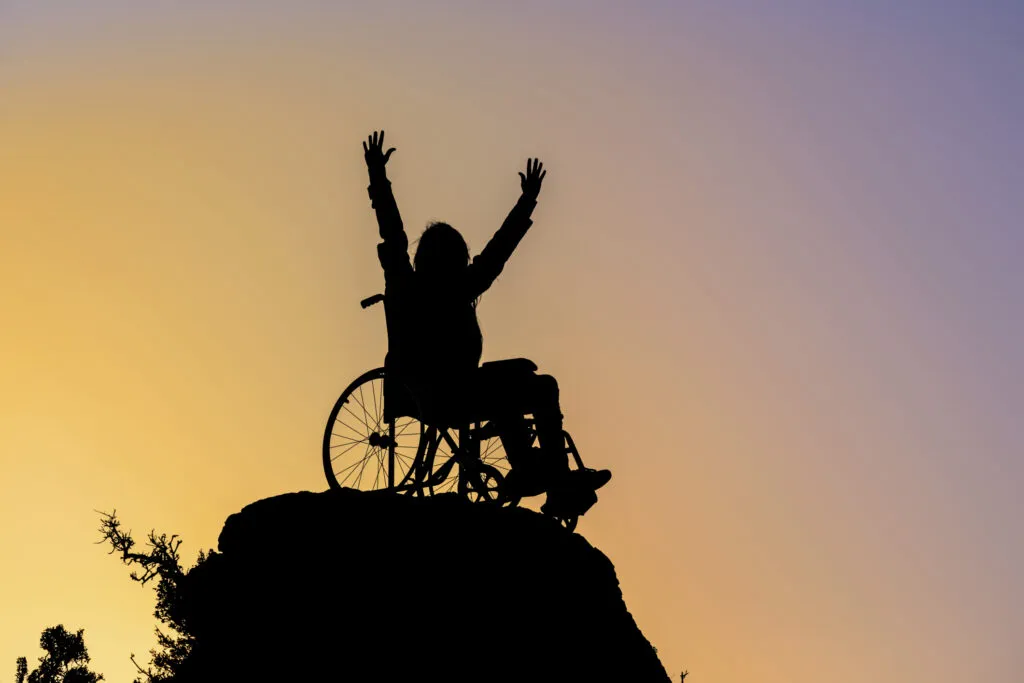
[468,158,546,298]
[363,130,411,278]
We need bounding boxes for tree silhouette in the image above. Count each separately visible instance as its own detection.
[97,510,212,682]
[14,625,103,683]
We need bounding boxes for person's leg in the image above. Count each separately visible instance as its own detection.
[494,413,533,467]
[473,362,611,508]
[528,374,569,478]
[469,363,534,464]
[471,362,567,488]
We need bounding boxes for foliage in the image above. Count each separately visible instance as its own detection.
[97,510,213,683]
[15,625,103,683]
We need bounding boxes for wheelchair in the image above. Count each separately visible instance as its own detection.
[322,293,590,531]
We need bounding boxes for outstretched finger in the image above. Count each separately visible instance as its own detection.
[383,147,396,163]
[379,130,386,149]
[519,171,526,184]
[538,169,546,182]
[363,140,368,154]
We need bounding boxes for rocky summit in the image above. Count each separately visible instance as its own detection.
[179,489,670,682]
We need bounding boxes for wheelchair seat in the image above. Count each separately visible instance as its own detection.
[383,358,539,428]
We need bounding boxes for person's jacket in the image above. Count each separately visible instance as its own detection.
[368,172,536,396]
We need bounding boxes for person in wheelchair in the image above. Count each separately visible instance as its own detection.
[361,130,611,509]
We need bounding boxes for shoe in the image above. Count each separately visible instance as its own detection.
[572,468,611,491]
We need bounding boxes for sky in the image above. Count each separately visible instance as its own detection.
[2,1,1022,681]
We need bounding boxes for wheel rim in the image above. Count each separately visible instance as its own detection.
[459,464,505,504]
[323,369,423,491]
[323,371,523,505]
[427,426,516,503]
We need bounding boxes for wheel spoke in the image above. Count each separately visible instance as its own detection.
[394,419,417,439]
[354,445,374,488]
[375,448,385,489]
[339,454,368,487]
[333,415,369,436]
[341,402,372,433]
[330,440,369,463]
[356,385,375,431]
[330,434,368,447]
[336,456,372,477]
[367,382,385,433]
[370,379,379,425]
[326,370,518,502]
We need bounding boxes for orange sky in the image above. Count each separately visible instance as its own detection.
[2,3,1021,682]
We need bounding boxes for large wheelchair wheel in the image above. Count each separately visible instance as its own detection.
[323,368,520,507]
[323,368,424,492]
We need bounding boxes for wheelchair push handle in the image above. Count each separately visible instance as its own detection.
[360,293,385,309]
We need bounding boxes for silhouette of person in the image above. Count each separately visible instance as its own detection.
[362,131,611,505]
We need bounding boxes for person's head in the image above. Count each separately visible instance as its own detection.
[414,222,470,279]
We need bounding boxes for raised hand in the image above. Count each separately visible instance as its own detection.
[363,130,396,176]
[518,157,546,200]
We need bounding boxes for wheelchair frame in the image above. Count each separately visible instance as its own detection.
[321,294,587,530]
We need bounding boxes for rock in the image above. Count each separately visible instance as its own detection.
[180,489,670,682]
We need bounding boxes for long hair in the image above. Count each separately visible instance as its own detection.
[414,222,469,276]
[414,222,479,306]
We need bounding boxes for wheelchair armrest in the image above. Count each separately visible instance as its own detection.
[479,358,539,374]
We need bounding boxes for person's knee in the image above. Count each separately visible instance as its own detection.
[536,373,557,390]
[535,374,560,405]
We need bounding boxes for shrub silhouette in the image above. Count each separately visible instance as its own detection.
[97,511,213,682]
[15,625,103,683]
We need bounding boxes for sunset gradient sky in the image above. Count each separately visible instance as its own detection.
[2,2,1022,681]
